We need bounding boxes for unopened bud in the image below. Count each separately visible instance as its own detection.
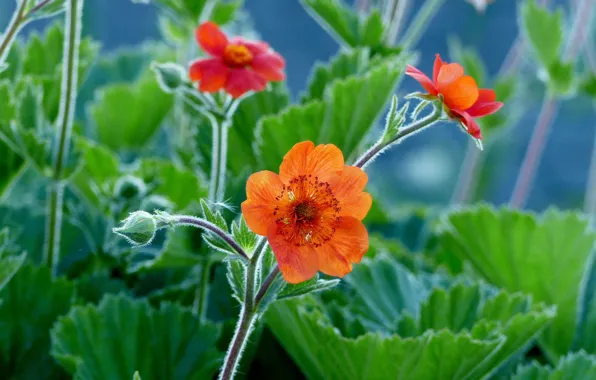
[112,211,157,246]
[114,175,146,200]
[152,62,186,93]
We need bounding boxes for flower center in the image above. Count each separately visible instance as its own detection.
[273,175,341,248]
[223,44,253,67]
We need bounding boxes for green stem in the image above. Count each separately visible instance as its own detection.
[353,104,443,169]
[0,0,27,65]
[44,0,83,274]
[218,238,267,380]
[193,258,212,320]
[216,119,231,203]
[208,113,220,201]
[400,0,445,50]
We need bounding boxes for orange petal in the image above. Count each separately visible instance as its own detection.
[466,101,503,117]
[196,21,228,57]
[224,68,268,98]
[327,166,372,220]
[476,88,497,102]
[251,52,286,81]
[432,54,445,84]
[198,59,229,93]
[241,171,284,235]
[454,110,483,139]
[268,223,318,284]
[279,142,345,183]
[405,65,437,95]
[318,216,368,278]
[436,63,464,89]
[441,75,479,111]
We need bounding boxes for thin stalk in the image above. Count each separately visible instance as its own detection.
[254,265,280,306]
[0,0,27,65]
[509,95,558,208]
[449,0,552,205]
[509,0,592,208]
[353,104,443,169]
[386,0,409,45]
[399,0,445,50]
[216,119,231,203]
[208,113,220,201]
[218,238,268,380]
[44,0,83,274]
[582,31,596,213]
[193,257,211,320]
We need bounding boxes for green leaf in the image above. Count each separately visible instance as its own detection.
[25,0,67,20]
[210,0,244,25]
[231,216,258,254]
[267,299,504,380]
[512,351,596,379]
[91,70,174,151]
[0,251,26,291]
[301,0,359,46]
[437,205,596,358]
[447,36,487,84]
[51,294,223,380]
[258,56,405,169]
[135,159,207,210]
[547,59,575,96]
[580,73,596,99]
[226,259,246,303]
[0,263,75,378]
[278,275,340,300]
[133,371,142,380]
[521,0,563,68]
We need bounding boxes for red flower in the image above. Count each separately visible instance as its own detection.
[405,54,503,140]
[241,141,372,284]
[189,22,286,98]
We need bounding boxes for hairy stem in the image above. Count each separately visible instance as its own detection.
[44,0,83,274]
[173,215,250,260]
[353,104,443,169]
[218,238,268,380]
[0,0,27,66]
[509,95,559,208]
[254,265,280,306]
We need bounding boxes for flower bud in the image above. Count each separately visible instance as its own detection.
[112,211,157,246]
[152,62,186,93]
[114,175,147,200]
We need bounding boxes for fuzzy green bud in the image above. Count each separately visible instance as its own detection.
[112,211,157,246]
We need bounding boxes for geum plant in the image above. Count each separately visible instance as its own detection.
[2,0,596,379]
[113,21,503,379]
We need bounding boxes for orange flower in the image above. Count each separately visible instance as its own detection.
[405,54,503,140]
[189,21,286,98]
[241,141,372,284]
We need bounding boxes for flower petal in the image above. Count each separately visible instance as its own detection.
[225,68,267,98]
[318,216,368,278]
[466,101,504,117]
[441,75,479,111]
[279,142,345,183]
[241,171,284,235]
[327,166,372,220]
[196,22,228,57]
[405,65,437,95]
[230,37,270,55]
[476,88,497,102]
[436,62,465,89]
[454,110,483,139]
[251,52,286,81]
[196,59,229,93]
[268,223,318,284]
[433,54,445,84]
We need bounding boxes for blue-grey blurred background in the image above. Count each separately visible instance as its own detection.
[2,0,595,212]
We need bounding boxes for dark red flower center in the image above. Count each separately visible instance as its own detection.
[223,44,253,67]
[273,175,341,247]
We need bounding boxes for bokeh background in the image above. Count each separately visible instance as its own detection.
[2,0,594,211]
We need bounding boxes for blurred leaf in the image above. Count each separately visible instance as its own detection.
[521,0,563,69]
[0,251,26,291]
[258,56,405,169]
[437,205,596,359]
[267,299,503,380]
[580,72,596,99]
[0,82,26,193]
[211,0,244,25]
[512,351,596,379]
[547,60,574,96]
[51,294,223,380]
[74,273,130,304]
[91,70,174,151]
[0,263,74,379]
[25,0,67,20]
[278,275,340,300]
[447,36,486,84]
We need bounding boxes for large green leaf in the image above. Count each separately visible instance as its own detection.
[512,351,596,379]
[0,263,75,379]
[437,205,596,359]
[257,56,405,170]
[91,70,174,151]
[51,294,223,380]
[267,298,503,380]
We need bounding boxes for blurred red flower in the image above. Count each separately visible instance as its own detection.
[405,54,503,140]
[189,22,286,98]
